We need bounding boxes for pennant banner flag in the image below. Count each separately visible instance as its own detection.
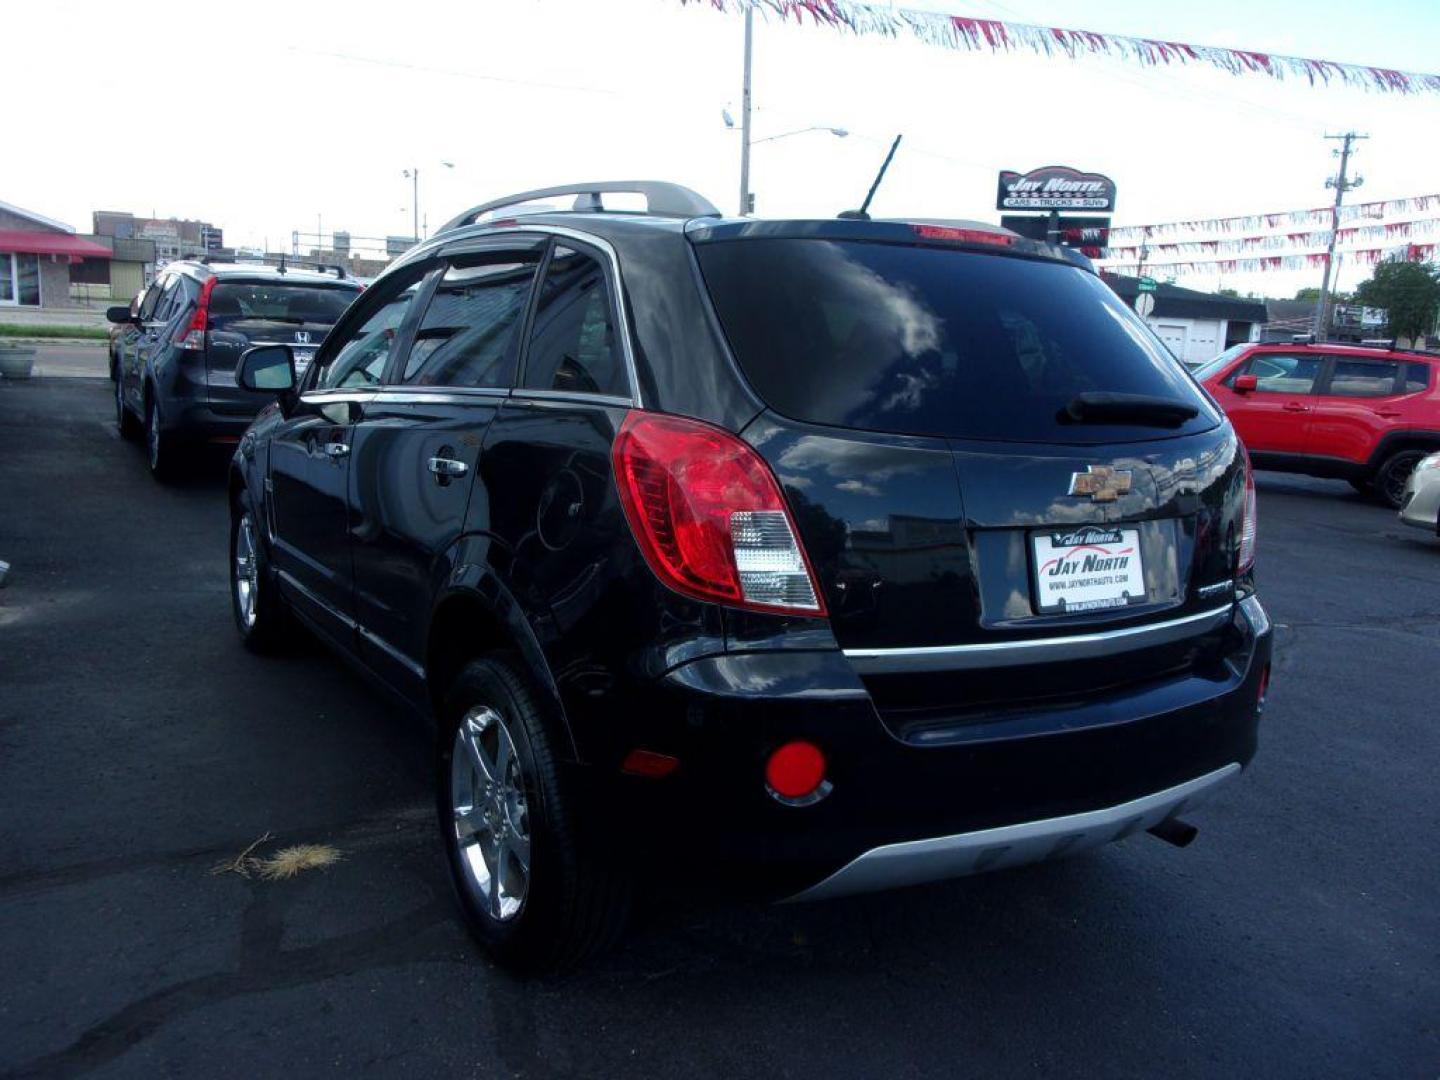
[1102,218,1440,261]
[1106,194,1440,246]
[683,1,1440,96]
[1104,244,1438,277]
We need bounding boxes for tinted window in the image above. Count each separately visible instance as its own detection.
[209,283,357,332]
[315,282,423,390]
[1327,358,1399,397]
[402,251,540,388]
[1406,362,1431,393]
[137,280,165,320]
[521,245,626,397]
[1238,354,1322,394]
[696,239,1214,443]
[153,277,187,323]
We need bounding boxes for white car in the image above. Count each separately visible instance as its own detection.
[1398,452,1440,536]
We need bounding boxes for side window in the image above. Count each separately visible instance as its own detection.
[401,250,541,388]
[1237,354,1323,395]
[314,280,425,390]
[1326,358,1400,398]
[152,277,186,324]
[521,245,627,397]
[1405,362,1431,393]
[138,277,168,321]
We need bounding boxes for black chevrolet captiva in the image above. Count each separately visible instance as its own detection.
[228,182,1271,971]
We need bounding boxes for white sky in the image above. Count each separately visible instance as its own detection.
[7,0,1439,298]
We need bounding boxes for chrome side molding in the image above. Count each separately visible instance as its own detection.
[843,604,1233,674]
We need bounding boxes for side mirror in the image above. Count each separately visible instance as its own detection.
[106,305,136,325]
[238,345,296,393]
[1233,374,1258,394]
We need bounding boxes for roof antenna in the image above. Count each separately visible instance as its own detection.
[839,134,902,221]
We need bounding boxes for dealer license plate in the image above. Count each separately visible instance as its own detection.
[293,349,314,374]
[1032,526,1145,613]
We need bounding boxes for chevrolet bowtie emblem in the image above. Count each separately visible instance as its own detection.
[1068,466,1133,502]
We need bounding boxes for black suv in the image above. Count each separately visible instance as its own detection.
[228,182,1272,970]
[109,260,361,479]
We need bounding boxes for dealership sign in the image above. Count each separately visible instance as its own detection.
[997,166,1116,212]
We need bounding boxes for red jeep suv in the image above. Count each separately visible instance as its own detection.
[1196,342,1440,507]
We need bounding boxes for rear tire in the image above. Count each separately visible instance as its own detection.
[437,655,630,973]
[229,494,288,653]
[145,393,177,482]
[1376,450,1426,510]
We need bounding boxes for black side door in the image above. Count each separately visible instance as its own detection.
[349,239,546,700]
[478,239,638,714]
[266,270,429,644]
[120,276,166,416]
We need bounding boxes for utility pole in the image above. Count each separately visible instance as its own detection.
[412,168,420,242]
[738,7,754,216]
[1313,132,1367,341]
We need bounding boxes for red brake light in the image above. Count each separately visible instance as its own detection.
[910,224,1015,247]
[611,411,826,616]
[1237,451,1257,574]
[175,275,217,349]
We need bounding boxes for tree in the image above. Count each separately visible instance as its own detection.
[1294,286,1322,301]
[1352,260,1440,341]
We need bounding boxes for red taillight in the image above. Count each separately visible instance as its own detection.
[1237,452,1257,574]
[765,741,827,801]
[620,749,680,778]
[175,275,217,349]
[910,223,1015,247]
[611,411,826,616]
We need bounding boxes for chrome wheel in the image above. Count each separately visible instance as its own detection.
[451,706,531,922]
[233,512,259,630]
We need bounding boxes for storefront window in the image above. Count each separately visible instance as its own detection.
[0,252,42,306]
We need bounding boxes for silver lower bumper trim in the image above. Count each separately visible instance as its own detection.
[785,763,1241,903]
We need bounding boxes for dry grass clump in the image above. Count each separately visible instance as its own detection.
[210,833,342,880]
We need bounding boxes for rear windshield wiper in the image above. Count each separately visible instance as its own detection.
[1059,392,1200,428]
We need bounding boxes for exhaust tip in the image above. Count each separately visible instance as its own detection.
[1147,817,1199,848]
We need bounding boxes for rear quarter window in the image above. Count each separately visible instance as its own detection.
[209,283,359,330]
[695,238,1215,444]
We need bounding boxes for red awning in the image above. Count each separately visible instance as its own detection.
[0,230,112,259]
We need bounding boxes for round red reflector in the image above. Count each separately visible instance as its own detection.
[765,741,826,800]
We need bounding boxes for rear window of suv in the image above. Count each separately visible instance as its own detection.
[696,239,1215,443]
[208,283,358,330]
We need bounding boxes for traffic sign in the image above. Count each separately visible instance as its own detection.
[1137,276,1158,293]
[1135,292,1156,318]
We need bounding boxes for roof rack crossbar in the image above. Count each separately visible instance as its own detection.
[440,181,721,233]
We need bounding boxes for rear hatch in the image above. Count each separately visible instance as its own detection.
[206,280,359,409]
[693,227,1246,738]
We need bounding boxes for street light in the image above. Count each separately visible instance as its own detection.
[727,116,848,215]
[403,161,456,241]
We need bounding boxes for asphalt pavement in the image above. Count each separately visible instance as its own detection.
[1,377,1436,1079]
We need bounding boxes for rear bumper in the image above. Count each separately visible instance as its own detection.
[788,762,1239,902]
[601,595,1271,900]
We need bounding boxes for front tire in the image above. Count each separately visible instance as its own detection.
[438,656,630,972]
[115,376,141,440]
[230,495,288,652]
[1376,450,1426,510]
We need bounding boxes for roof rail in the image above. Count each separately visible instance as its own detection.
[440,181,721,233]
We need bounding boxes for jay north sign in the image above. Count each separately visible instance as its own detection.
[997,166,1117,212]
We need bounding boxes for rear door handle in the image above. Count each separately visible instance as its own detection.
[428,456,469,478]
[324,442,350,458]
[1282,402,1310,412]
